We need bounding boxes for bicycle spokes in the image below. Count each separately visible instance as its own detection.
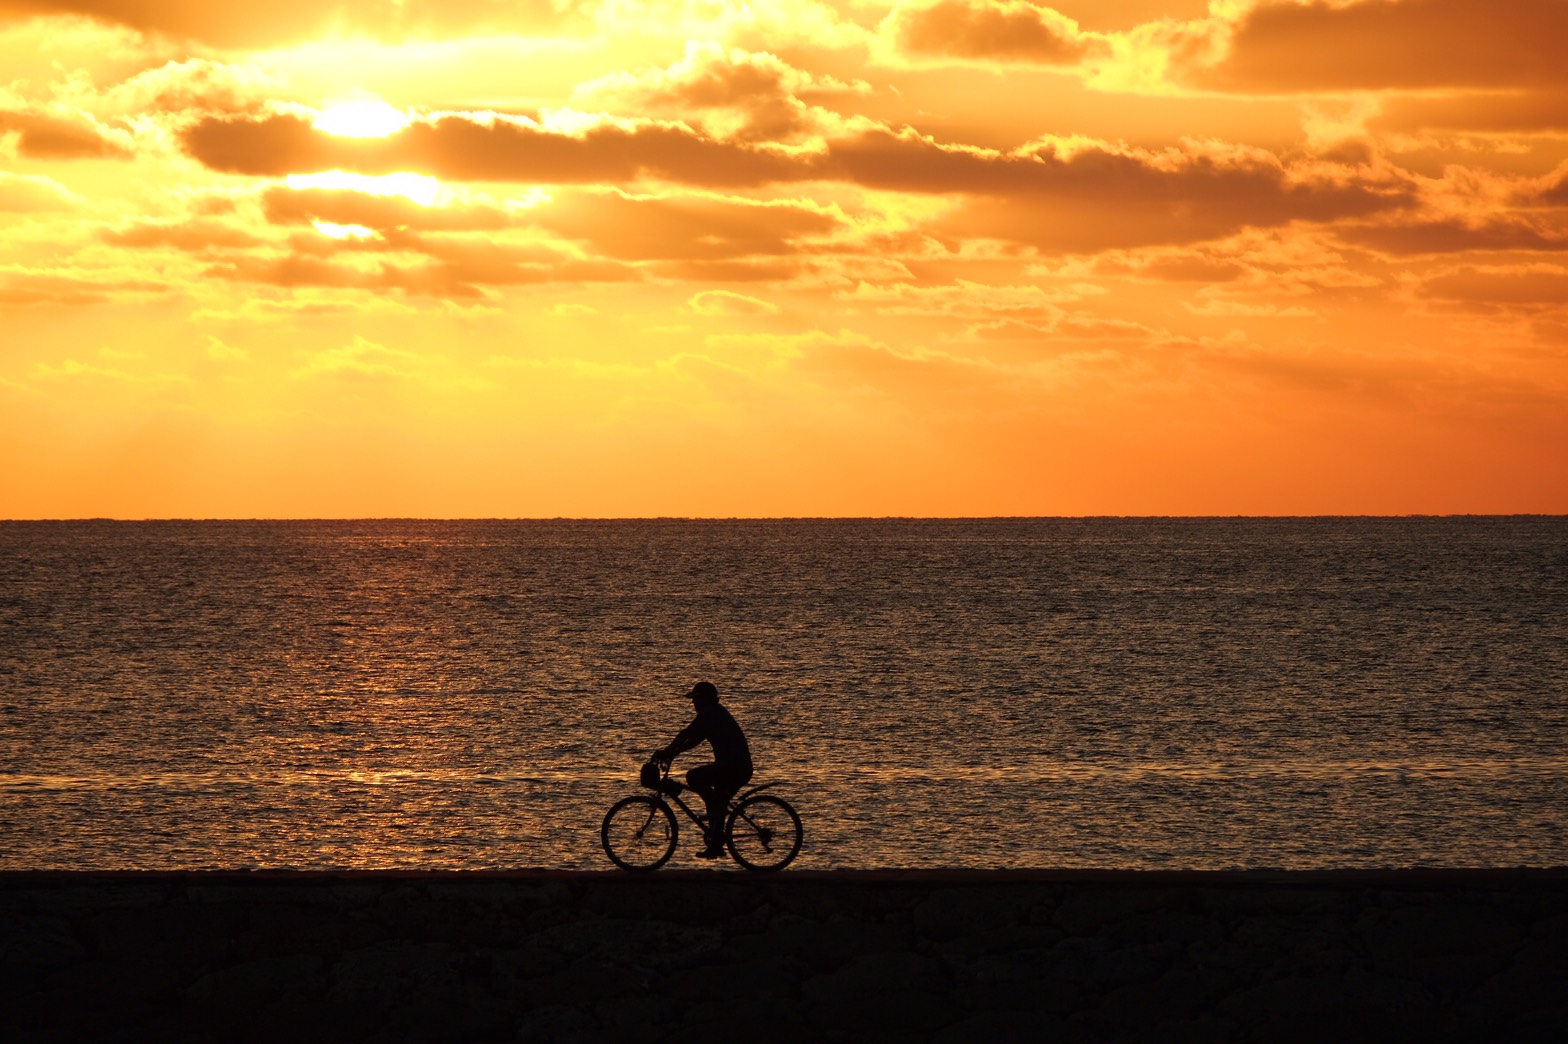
[602,796,679,872]
[725,794,801,871]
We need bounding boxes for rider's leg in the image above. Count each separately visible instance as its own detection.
[686,764,725,851]
[688,764,756,855]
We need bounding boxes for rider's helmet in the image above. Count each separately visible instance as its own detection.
[688,681,719,707]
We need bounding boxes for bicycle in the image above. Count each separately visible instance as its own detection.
[600,758,803,872]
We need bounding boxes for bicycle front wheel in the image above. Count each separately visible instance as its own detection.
[725,794,802,871]
[601,796,678,872]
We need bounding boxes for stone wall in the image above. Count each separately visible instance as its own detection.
[4,869,1566,1042]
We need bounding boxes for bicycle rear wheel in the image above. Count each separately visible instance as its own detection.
[601,795,678,872]
[724,794,802,871]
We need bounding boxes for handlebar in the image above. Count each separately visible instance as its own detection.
[641,755,688,797]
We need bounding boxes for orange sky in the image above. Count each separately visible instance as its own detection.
[2,0,1565,517]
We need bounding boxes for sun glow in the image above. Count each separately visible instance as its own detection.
[284,171,441,206]
[311,219,376,240]
[313,98,410,138]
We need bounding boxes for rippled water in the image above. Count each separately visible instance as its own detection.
[2,518,1565,870]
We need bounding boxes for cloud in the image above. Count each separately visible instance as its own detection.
[1418,263,1568,307]
[0,267,166,307]
[651,258,809,282]
[205,245,640,299]
[689,289,778,315]
[181,111,803,186]
[95,58,283,116]
[205,335,248,362]
[0,171,80,211]
[826,130,1401,212]
[261,186,514,233]
[846,279,1089,318]
[1337,217,1568,256]
[180,112,1411,253]
[777,326,1041,409]
[1093,252,1246,283]
[883,0,1089,65]
[533,189,842,261]
[573,41,867,142]
[0,0,345,48]
[1201,0,1568,92]
[0,1,576,48]
[966,314,1153,342]
[1532,164,1568,206]
[32,355,191,386]
[849,132,1411,250]
[0,109,130,159]
[292,335,419,382]
[101,218,265,252]
[206,253,379,292]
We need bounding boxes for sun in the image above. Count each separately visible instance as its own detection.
[313,98,411,138]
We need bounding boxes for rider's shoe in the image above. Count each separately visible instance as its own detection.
[695,828,725,859]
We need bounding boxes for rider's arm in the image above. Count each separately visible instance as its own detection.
[656,716,704,763]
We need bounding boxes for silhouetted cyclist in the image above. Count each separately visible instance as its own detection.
[655,681,753,859]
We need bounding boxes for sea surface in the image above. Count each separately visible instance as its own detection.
[2,517,1565,871]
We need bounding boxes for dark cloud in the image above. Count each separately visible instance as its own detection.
[182,113,801,186]
[206,254,371,290]
[397,116,800,186]
[181,113,337,175]
[100,218,263,251]
[182,114,1412,252]
[1203,0,1568,92]
[886,0,1088,64]
[1535,167,1568,207]
[1337,218,1568,256]
[1419,265,1568,306]
[823,129,1403,216]
[533,190,842,261]
[0,110,129,160]
[829,129,1409,250]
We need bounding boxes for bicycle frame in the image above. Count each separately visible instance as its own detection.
[654,787,707,829]
[647,763,788,831]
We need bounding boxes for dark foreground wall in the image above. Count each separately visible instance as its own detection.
[4,869,1567,1043]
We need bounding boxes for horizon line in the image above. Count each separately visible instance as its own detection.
[5,513,1566,524]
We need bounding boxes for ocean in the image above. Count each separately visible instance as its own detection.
[2,517,1565,871]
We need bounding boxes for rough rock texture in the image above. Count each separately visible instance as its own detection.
[3,869,1566,1042]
